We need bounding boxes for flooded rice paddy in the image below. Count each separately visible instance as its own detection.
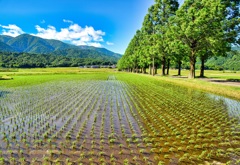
[0,74,239,164]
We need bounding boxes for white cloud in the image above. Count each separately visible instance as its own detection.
[88,42,102,47]
[106,41,114,46]
[63,19,73,24]
[0,22,106,48]
[0,24,24,37]
[33,23,105,47]
[72,40,87,46]
[34,25,58,39]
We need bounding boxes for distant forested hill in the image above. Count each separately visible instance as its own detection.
[0,52,117,68]
[204,50,240,71]
[0,34,121,68]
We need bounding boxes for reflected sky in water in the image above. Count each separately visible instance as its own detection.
[209,94,240,121]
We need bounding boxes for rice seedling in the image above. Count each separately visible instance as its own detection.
[0,72,239,164]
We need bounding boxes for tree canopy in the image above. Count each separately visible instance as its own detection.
[118,0,240,78]
[0,52,116,68]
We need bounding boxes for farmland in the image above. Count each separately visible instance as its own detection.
[0,70,240,164]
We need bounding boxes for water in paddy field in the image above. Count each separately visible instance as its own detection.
[0,90,11,98]
[0,79,153,164]
[208,94,240,121]
[0,77,240,164]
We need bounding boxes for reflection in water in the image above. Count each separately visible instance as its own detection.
[0,90,10,98]
[209,94,240,121]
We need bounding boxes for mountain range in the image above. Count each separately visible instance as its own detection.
[0,34,122,61]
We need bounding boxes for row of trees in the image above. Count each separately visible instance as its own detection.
[118,0,239,78]
[0,52,116,68]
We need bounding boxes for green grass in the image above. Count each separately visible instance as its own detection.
[152,69,240,100]
[0,68,115,87]
[1,68,239,100]
[0,67,115,76]
[0,73,109,87]
[1,67,239,79]
[141,74,240,100]
[166,69,240,80]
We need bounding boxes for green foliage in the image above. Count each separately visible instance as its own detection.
[118,0,179,75]
[0,51,118,68]
[119,0,239,78]
[0,72,109,87]
[205,50,240,71]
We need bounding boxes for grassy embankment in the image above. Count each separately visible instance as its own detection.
[146,69,240,100]
[157,69,240,100]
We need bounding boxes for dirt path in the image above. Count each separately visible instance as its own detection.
[170,75,240,87]
[199,78,240,87]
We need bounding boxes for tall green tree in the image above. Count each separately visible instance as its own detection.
[167,36,188,75]
[119,0,239,77]
[142,8,158,76]
[222,0,240,45]
[171,0,232,78]
[154,0,179,75]
[136,31,149,73]
[117,30,143,72]
[198,0,239,77]
[142,0,179,76]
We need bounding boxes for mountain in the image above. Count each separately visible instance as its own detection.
[78,46,122,59]
[0,35,13,43]
[0,34,121,61]
[5,34,73,53]
[0,41,16,52]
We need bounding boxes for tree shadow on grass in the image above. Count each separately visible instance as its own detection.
[208,78,240,83]
[196,77,240,87]
[226,79,240,82]
[173,75,240,83]
[171,75,188,78]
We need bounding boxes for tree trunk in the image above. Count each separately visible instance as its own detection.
[149,65,152,75]
[136,66,138,73]
[152,57,155,76]
[167,59,170,75]
[161,56,166,75]
[155,63,158,74]
[200,56,205,77]
[144,68,146,74]
[189,54,196,79]
[178,60,182,76]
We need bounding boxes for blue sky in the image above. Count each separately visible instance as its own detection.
[0,0,184,54]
